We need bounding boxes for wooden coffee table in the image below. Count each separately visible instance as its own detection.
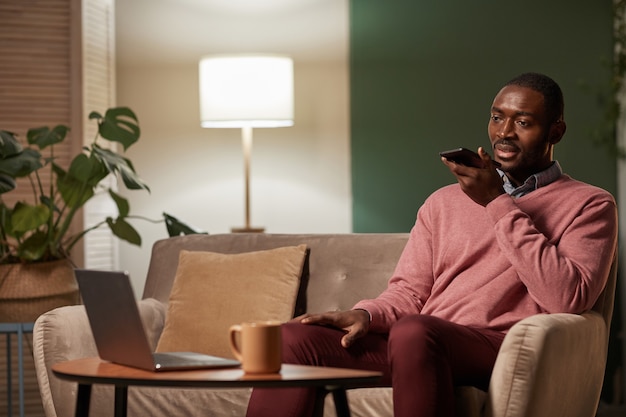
[52,357,382,417]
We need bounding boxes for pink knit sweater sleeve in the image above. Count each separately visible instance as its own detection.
[353,178,618,334]
[485,191,617,314]
[353,208,434,332]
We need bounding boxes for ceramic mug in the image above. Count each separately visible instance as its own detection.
[228,321,282,374]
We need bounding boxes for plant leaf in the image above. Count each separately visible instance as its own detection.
[39,194,60,215]
[91,145,150,191]
[54,157,99,209]
[98,107,140,150]
[0,174,16,194]
[0,148,42,178]
[11,202,51,233]
[67,153,108,187]
[0,130,23,157]
[106,217,141,246]
[163,212,207,236]
[0,203,13,235]
[27,125,69,150]
[109,189,130,217]
[17,230,50,261]
[89,111,103,120]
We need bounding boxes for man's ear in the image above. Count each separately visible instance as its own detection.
[549,120,566,145]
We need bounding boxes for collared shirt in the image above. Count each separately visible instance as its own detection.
[498,161,563,198]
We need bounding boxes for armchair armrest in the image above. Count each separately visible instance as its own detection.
[33,298,166,417]
[486,312,607,417]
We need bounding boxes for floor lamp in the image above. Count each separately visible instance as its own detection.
[199,55,294,233]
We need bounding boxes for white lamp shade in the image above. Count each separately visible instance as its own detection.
[199,55,294,128]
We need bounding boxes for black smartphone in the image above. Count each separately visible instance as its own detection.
[439,148,501,168]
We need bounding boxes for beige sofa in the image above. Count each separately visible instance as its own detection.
[32,233,617,417]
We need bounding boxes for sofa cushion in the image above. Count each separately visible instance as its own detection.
[155,245,307,358]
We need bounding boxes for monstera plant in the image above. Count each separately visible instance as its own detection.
[0,107,199,265]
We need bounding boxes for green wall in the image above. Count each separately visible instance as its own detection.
[350,0,616,232]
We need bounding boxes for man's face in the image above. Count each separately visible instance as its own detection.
[487,85,562,184]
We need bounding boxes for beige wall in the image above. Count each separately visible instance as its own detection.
[116,60,351,292]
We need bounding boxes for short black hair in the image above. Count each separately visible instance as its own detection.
[504,72,564,123]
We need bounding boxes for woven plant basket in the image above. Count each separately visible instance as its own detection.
[0,259,80,323]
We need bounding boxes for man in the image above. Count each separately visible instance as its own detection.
[246,73,618,417]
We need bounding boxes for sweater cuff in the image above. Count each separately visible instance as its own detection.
[353,308,372,322]
[353,300,387,332]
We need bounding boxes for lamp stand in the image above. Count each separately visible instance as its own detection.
[231,126,265,233]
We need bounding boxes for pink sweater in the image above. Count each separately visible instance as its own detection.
[354,175,618,334]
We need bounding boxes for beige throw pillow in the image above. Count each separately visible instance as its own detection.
[155,245,307,358]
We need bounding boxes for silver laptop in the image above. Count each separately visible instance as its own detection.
[75,269,240,372]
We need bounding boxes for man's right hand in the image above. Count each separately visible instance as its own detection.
[441,146,505,206]
[297,309,370,348]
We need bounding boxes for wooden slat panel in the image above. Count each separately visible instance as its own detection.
[0,0,75,413]
[82,0,118,270]
[0,0,74,209]
[0,0,118,269]
[0,0,115,413]
[0,332,45,417]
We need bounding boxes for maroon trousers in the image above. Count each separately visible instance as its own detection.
[246,314,505,417]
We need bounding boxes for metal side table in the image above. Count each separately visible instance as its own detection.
[1,322,35,417]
